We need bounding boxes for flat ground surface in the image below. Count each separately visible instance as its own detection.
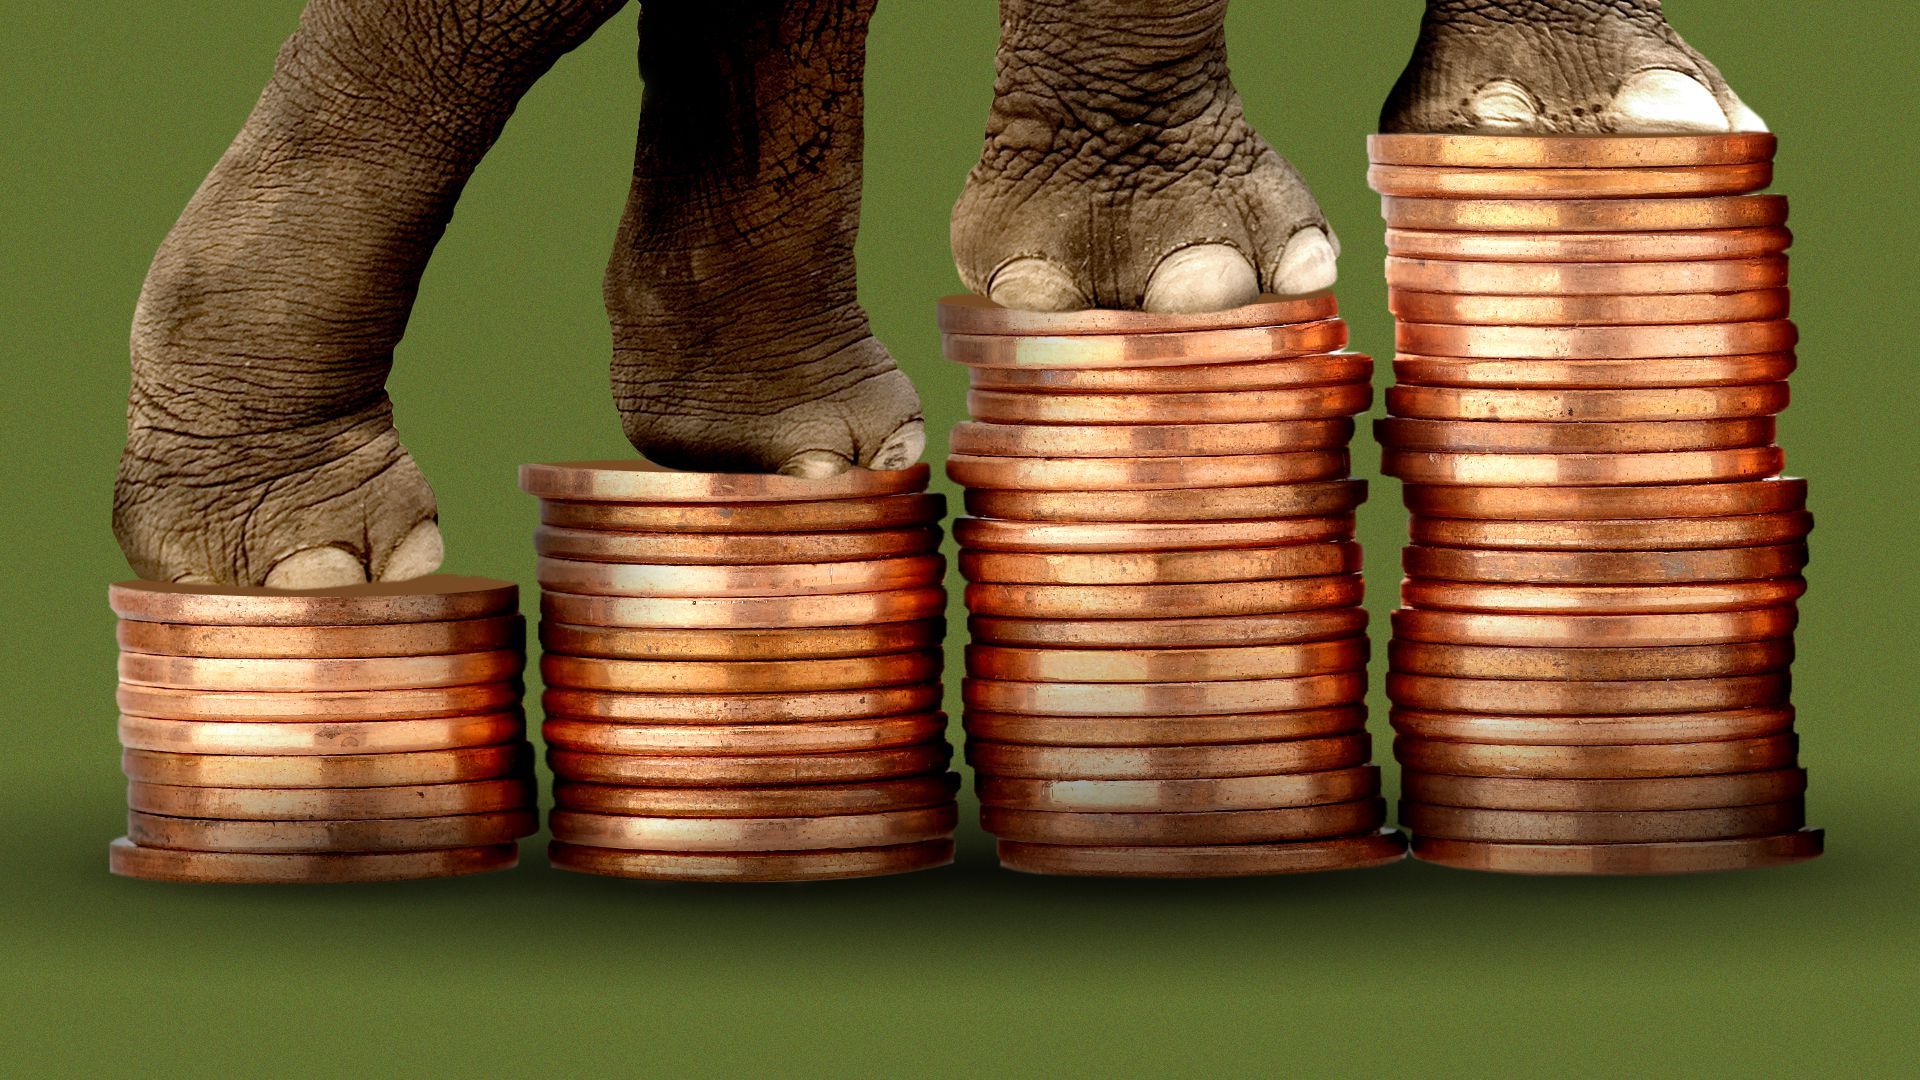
[3,2,1915,1075]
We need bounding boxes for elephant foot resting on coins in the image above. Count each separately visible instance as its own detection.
[115,0,1762,586]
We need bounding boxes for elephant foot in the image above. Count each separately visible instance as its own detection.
[1382,0,1766,134]
[951,0,1336,314]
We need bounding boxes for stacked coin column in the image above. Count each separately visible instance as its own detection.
[521,461,959,882]
[1369,132,1822,875]
[940,294,1406,877]
[109,577,537,884]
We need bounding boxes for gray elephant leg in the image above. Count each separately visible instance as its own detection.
[1382,0,1765,134]
[604,0,923,478]
[116,0,626,586]
[951,0,1337,314]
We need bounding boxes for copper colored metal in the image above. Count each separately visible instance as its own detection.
[966,574,1364,619]
[550,805,956,852]
[539,650,940,693]
[118,712,525,757]
[547,743,950,787]
[535,554,943,598]
[1387,384,1789,422]
[127,809,536,854]
[1365,133,1777,169]
[946,450,1350,490]
[127,779,535,821]
[936,291,1339,336]
[950,420,1354,459]
[965,672,1366,718]
[533,525,941,565]
[967,480,1366,523]
[1394,734,1797,778]
[1389,706,1795,746]
[1390,606,1798,647]
[1396,321,1797,360]
[540,586,946,629]
[550,838,954,881]
[968,733,1371,779]
[1380,194,1787,232]
[518,460,928,503]
[1400,577,1806,614]
[966,638,1368,683]
[944,321,1350,370]
[539,619,945,661]
[1377,417,1774,454]
[1400,800,1802,844]
[109,575,517,627]
[1383,447,1785,486]
[117,681,522,722]
[1408,830,1821,875]
[974,766,1380,811]
[115,615,523,661]
[982,798,1385,846]
[1402,477,1806,520]
[552,774,961,818]
[116,650,522,693]
[966,384,1371,424]
[540,493,945,533]
[1392,353,1796,389]
[542,683,939,724]
[1386,256,1789,297]
[961,706,1365,747]
[1366,162,1772,199]
[970,607,1368,649]
[1403,770,1807,812]
[1388,288,1789,327]
[1386,673,1788,715]
[1385,227,1790,262]
[1401,544,1807,584]
[541,713,945,756]
[960,543,1362,585]
[953,515,1355,554]
[997,828,1406,877]
[968,354,1372,393]
[108,837,518,884]
[121,745,529,788]
[1387,640,1793,680]
[1408,512,1813,551]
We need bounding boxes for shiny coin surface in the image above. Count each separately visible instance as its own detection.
[540,650,941,693]
[961,543,1361,585]
[1386,672,1788,715]
[997,828,1406,878]
[966,638,1367,683]
[947,450,1350,491]
[1388,384,1789,422]
[968,734,1370,779]
[1392,353,1796,389]
[126,809,536,854]
[1403,770,1807,812]
[1394,734,1797,779]
[1396,320,1796,359]
[553,774,961,818]
[1378,417,1775,454]
[535,554,944,598]
[533,525,941,565]
[983,798,1384,846]
[1380,194,1787,232]
[117,650,521,693]
[1386,255,1788,296]
[127,779,535,821]
[1385,227,1790,262]
[967,480,1366,523]
[944,321,1349,370]
[1388,706,1794,746]
[962,706,1365,747]
[966,672,1367,717]
[109,575,517,627]
[542,713,945,756]
[950,420,1353,459]
[540,618,945,661]
[117,681,523,722]
[550,838,954,881]
[115,615,523,660]
[1403,477,1806,520]
[1400,577,1806,614]
[1387,288,1788,327]
[540,493,945,533]
[541,586,946,629]
[967,575,1364,619]
[518,460,928,503]
[1408,829,1821,875]
[1365,132,1777,168]
[1367,162,1771,199]
[936,291,1339,336]
[953,515,1354,554]
[121,745,529,788]
[542,683,939,724]
[968,354,1371,393]
[1388,640,1793,680]
[1402,544,1807,584]
[970,607,1368,648]
[547,743,951,787]
[550,805,956,852]
[1400,801,1802,844]
[1384,447,1785,486]
[967,384,1371,424]
[118,713,525,757]
[108,837,518,884]
[1390,606,1798,647]
[1408,512,1813,551]
[975,766,1380,812]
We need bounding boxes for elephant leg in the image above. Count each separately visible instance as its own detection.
[951,0,1337,314]
[117,0,628,586]
[1382,0,1766,134]
[605,0,923,478]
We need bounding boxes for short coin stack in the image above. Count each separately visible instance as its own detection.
[1369,132,1822,874]
[940,293,1406,877]
[109,576,537,884]
[520,460,959,882]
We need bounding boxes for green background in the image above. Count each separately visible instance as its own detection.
[3,1,1915,1074]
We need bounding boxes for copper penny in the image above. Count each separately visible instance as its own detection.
[943,321,1349,370]
[950,420,1353,459]
[1388,289,1789,327]
[540,586,947,629]
[960,543,1361,585]
[121,744,529,788]
[108,837,518,884]
[1388,384,1789,422]
[547,743,950,787]
[970,607,1368,648]
[966,574,1364,619]
[1365,132,1777,169]
[1400,577,1806,614]
[1390,606,1798,647]
[967,384,1371,424]
[540,493,945,533]
[968,354,1372,393]
[109,575,517,627]
[542,683,939,724]
[1409,830,1821,875]
[947,450,1350,490]
[1386,673,1788,715]
[953,515,1355,554]
[1388,706,1794,746]
[117,681,522,722]
[553,774,962,817]
[1385,256,1788,296]
[127,779,535,821]
[541,713,945,756]
[967,480,1366,523]
[962,706,1365,747]
[1383,447,1785,486]
[518,460,927,503]
[550,805,955,852]
[1392,353,1796,389]
[1402,477,1806,520]
[935,291,1339,336]
[1394,734,1797,779]
[1377,417,1774,454]
[968,733,1372,779]
[539,619,945,661]
[965,673,1366,718]
[975,766,1380,811]
[550,838,954,881]
[1403,770,1807,812]
[1388,640,1793,680]
[1396,321,1797,359]
[533,524,941,565]
[118,712,525,756]
[127,809,537,854]
[117,650,522,693]
[997,828,1406,877]
[1400,801,1802,844]
[535,554,943,599]
[1402,544,1807,584]
[1408,512,1813,551]
[966,638,1367,683]
[539,650,940,693]
[1385,227,1790,262]
[1366,162,1772,199]
[115,615,524,660]
[1380,194,1787,232]
[983,798,1384,846]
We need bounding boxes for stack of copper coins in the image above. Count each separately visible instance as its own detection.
[519,460,959,882]
[1369,132,1822,875]
[108,576,537,884]
[939,293,1406,877]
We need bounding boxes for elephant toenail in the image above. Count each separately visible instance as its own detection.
[265,546,368,589]
[1267,229,1339,297]
[869,419,926,471]
[1603,69,1730,133]
[988,258,1090,312]
[1468,79,1543,130]
[1143,244,1260,314]
[780,449,853,479]
[379,520,444,582]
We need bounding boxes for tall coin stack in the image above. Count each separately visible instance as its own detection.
[940,293,1406,877]
[520,461,959,882]
[109,576,537,884]
[1369,132,1823,874]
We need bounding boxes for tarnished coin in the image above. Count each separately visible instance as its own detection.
[1408,512,1813,551]
[960,543,1362,585]
[947,450,1350,490]
[970,607,1368,649]
[1396,320,1797,359]
[127,809,537,854]
[1400,801,1802,844]
[1386,673,1788,715]
[539,650,941,693]
[116,615,523,660]
[1388,384,1789,422]
[966,638,1368,683]
[975,766,1380,811]
[936,291,1339,336]
[1365,132,1777,168]
[1409,830,1822,875]
[1394,734,1797,778]
[982,798,1385,846]
[1385,227,1791,263]
[1388,640,1793,680]
[1392,353,1796,390]
[542,683,940,724]
[1390,606,1798,647]
[117,650,522,693]
[965,672,1366,718]
[540,493,945,533]
[533,525,941,565]
[962,706,1365,747]
[968,733,1372,779]
[997,828,1406,878]
[1367,162,1771,199]
[109,575,517,627]
[550,838,954,881]
[127,779,535,821]
[1378,417,1774,454]
[953,515,1355,554]
[1400,577,1806,615]
[122,745,529,788]
[967,384,1371,424]
[552,774,962,818]
[1402,477,1806,520]
[539,619,945,661]
[535,554,944,598]
[118,712,525,757]
[117,681,523,722]
[518,460,928,503]
[1403,770,1807,812]
[967,480,1366,523]
[541,586,947,629]
[1388,288,1789,327]
[1386,256,1788,296]
[1380,194,1788,232]
[1401,544,1807,584]
[547,743,950,787]
[550,805,956,853]
[968,354,1372,393]
[950,420,1353,459]
[967,574,1364,619]
[1388,706,1794,746]
[542,713,945,756]
[109,838,518,884]
[944,321,1349,370]
[1383,447,1785,486]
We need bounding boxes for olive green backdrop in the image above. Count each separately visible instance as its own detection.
[3,1,1915,1075]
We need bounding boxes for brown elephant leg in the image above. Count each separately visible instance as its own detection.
[117,0,627,586]
[951,0,1339,314]
[1382,0,1766,134]
[605,0,923,478]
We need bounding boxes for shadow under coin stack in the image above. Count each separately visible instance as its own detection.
[108,577,537,883]
[519,461,959,882]
[1369,132,1822,875]
[940,293,1406,877]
